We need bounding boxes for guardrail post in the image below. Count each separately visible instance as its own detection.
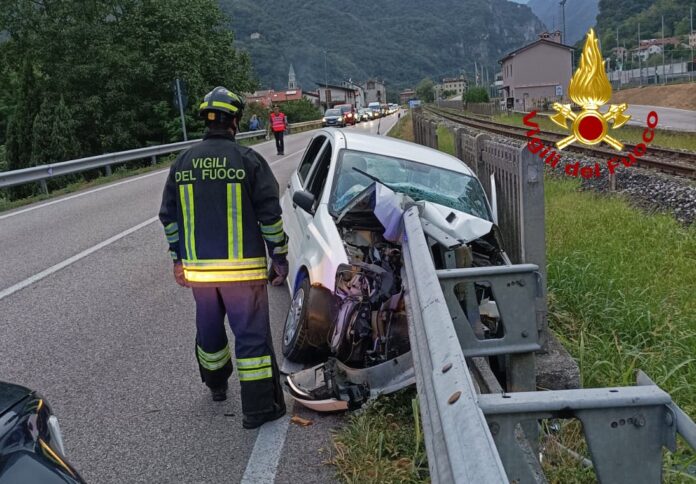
[151,155,157,166]
[105,165,112,176]
[39,179,48,195]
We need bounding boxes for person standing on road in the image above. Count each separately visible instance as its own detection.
[159,86,289,429]
[269,104,288,155]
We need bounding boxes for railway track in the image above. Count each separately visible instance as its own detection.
[426,106,696,179]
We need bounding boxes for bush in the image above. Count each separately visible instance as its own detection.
[278,99,322,123]
[465,86,490,103]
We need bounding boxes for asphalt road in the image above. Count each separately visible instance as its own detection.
[0,113,401,483]
[625,104,695,132]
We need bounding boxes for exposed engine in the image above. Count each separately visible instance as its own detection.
[330,229,409,368]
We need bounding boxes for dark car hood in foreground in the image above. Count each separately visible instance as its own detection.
[0,382,31,416]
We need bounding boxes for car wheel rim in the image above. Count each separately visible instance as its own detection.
[284,287,305,346]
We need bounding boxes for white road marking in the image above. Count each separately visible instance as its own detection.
[240,395,294,484]
[269,148,305,166]
[0,217,158,301]
[0,170,168,221]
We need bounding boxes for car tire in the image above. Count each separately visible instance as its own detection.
[282,276,314,362]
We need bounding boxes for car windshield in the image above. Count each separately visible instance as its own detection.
[330,149,491,221]
[325,109,340,116]
[338,106,351,112]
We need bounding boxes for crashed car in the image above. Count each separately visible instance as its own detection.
[280,129,507,411]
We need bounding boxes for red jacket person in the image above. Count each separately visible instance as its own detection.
[269,105,288,155]
[159,86,289,429]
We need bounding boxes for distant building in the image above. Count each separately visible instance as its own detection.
[363,79,386,104]
[316,83,358,110]
[343,80,366,109]
[246,89,305,108]
[250,32,261,40]
[690,32,696,48]
[499,31,573,111]
[303,90,321,108]
[400,89,416,104]
[441,75,468,97]
[611,46,628,62]
[631,44,663,61]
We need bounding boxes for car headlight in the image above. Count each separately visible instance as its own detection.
[47,415,66,457]
[338,117,343,122]
[322,117,326,122]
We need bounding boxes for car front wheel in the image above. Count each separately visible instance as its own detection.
[282,276,314,362]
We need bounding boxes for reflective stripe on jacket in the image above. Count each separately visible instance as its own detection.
[270,113,286,132]
[159,131,288,285]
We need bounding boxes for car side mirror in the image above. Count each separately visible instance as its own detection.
[293,190,316,214]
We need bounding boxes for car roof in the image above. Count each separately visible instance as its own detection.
[330,130,476,177]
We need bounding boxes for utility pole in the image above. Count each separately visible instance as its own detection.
[323,50,328,110]
[691,7,694,82]
[662,15,666,84]
[175,78,188,141]
[638,22,642,86]
[560,0,567,44]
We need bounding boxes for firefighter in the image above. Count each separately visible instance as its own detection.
[159,86,289,429]
[269,105,288,155]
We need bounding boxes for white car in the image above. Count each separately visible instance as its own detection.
[280,129,504,410]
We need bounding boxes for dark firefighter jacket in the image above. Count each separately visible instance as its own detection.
[159,131,288,285]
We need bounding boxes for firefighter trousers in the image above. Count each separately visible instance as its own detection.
[192,284,284,416]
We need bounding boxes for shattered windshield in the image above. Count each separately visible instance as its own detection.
[330,149,491,221]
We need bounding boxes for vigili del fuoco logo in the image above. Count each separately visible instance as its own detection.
[524,28,659,178]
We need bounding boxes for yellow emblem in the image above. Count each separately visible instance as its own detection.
[551,29,630,150]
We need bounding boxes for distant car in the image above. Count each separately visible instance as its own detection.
[367,102,381,119]
[322,108,345,128]
[335,104,357,126]
[358,108,371,122]
[0,382,85,483]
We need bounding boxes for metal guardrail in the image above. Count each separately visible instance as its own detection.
[401,205,509,483]
[0,119,324,192]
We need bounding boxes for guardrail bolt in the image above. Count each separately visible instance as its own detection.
[489,422,500,436]
[665,412,674,426]
[521,330,529,338]
[448,391,462,404]
[442,362,453,373]
[634,415,646,428]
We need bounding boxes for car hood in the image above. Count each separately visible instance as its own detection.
[337,183,493,244]
[0,382,32,416]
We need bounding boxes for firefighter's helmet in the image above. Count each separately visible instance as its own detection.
[199,86,245,123]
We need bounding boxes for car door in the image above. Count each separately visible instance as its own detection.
[282,134,328,289]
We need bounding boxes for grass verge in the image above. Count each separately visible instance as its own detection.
[492,112,696,152]
[387,112,414,142]
[331,388,429,484]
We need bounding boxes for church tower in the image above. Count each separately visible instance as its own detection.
[288,64,297,90]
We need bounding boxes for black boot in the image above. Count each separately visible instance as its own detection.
[242,402,286,429]
[210,382,228,402]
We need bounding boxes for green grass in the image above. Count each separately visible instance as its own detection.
[545,177,696,482]
[435,125,455,156]
[331,388,429,484]
[387,111,415,142]
[493,112,696,152]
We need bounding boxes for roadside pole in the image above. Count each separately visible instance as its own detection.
[175,78,188,141]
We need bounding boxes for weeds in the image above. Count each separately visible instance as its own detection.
[331,388,429,484]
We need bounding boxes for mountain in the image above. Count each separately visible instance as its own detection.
[219,0,544,95]
[595,0,695,55]
[527,0,599,44]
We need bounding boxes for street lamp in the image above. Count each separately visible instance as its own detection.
[323,50,328,110]
[560,0,567,44]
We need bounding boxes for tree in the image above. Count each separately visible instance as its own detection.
[279,99,322,123]
[416,78,435,103]
[465,87,490,103]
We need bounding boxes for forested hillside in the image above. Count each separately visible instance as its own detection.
[595,0,695,55]
[219,0,544,93]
